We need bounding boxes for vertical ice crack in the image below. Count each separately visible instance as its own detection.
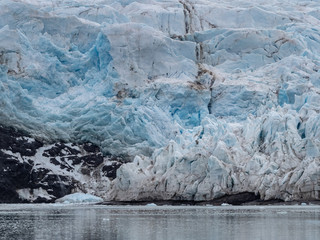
[196,42,204,63]
[179,0,193,34]
[179,0,211,34]
[207,89,213,114]
[196,64,216,114]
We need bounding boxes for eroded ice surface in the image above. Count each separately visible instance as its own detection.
[1,0,320,201]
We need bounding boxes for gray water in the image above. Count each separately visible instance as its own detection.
[0,204,319,240]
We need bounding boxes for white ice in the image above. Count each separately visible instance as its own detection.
[55,193,103,204]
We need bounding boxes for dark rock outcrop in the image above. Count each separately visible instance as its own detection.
[0,125,123,203]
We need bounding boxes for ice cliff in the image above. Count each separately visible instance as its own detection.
[1,0,320,203]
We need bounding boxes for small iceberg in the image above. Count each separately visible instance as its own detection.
[221,203,231,206]
[146,203,157,207]
[55,193,103,204]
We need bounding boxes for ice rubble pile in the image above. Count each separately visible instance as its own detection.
[1,0,320,201]
[55,193,103,204]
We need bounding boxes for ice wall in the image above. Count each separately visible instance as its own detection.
[1,0,320,201]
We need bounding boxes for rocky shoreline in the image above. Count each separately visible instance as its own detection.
[98,200,320,206]
[99,193,320,206]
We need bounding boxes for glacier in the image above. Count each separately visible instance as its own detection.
[0,0,320,203]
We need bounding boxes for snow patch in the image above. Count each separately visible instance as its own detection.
[17,188,54,202]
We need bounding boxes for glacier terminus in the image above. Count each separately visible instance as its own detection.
[0,0,320,203]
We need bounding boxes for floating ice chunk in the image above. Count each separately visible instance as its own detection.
[146,203,157,207]
[55,193,103,204]
[221,203,231,206]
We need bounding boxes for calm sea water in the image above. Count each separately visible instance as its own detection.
[0,204,319,240]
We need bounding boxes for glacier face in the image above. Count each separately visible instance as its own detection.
[1,0,320,202]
